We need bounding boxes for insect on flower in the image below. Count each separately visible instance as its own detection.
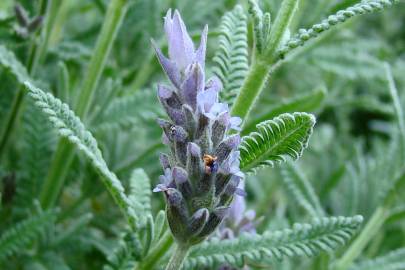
[203,154,218,174]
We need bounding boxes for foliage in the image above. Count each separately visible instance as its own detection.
[184,216,363,269]
[0,0,403,269]
[0,209,57,263]
[239,112,315,173]
[213,5,249,106]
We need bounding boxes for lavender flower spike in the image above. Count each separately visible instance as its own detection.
[153,9,243,246]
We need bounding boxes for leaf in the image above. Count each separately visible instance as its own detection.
[244,87,326,134]
[128,169,152,227]
[351,247,405,270]
[384,63,405,143]
[14,101,55,213]
[281,162,325,217]
[0,209,57,262]
[0,44,30,83]
[239,112,316,173]
[278,0,399,58]
[93,89,163,131]
[213,5,249,106]
[183,215,364,269]
[24,81,137,229]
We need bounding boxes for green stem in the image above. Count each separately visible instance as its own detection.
[39,0,129,208]
[334,169,405,270]
[230,59,269,121]
[264,0,300,61]
[0,0,52,159]
[230,0,300,122]
[39,138,75,209]
[136,231,174,270]
[333,207,389,270]
[75,0,128,118]
[165,243,190,270]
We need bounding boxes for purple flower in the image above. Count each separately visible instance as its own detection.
[219,182,257,240]
[153,9,207,89]
[153,9,244,246]
[153,168,174,192]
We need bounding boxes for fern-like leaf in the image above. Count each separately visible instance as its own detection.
[129,169,152,227]
[14,101,55,214]
[281,162,325,217]
[183,215,363,269]
[0,45,30,83]
[351,247,405,270]
[278,0,399,58]
[24,81,137,229]
[93,89,163,131]
[239,112,316,173]
[0,210,57,262]
[213,5,249,106]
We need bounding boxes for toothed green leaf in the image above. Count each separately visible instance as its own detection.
[0,210,57,262]
[213,5,249,106]
[183,216,363,269]
[24,81,137,229]
[240,112,316,173]
[0,45,30,83]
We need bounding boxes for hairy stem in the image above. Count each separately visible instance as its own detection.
[39,0,128,208]
[136,230,174,270]
[264,0,299,60]
[231,0,300,122]
[165,243,190,270]
[230,59,269,121]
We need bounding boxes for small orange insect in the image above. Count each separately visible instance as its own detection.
[203,154,218,174]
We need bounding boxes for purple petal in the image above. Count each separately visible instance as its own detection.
[197,88,218,114]
[165,10,195,71]
[153,183,168,192]
[228,194,246,223]
[152,40,181,88]
[235,188,247,197]
[205,76,222,92]
[205,103,228,119]
[162,133,170,145]
[195,25,208,69]
[180,63,205,109]
[229,117,242,131]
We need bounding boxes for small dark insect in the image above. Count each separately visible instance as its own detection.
[203,154,218,174]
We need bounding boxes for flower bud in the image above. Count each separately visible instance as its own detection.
[157,85,185,125]
[186,143,203,186]
[173,167,193,199]
[151,39,181,88]
[159,153,171,170]
[215,134,241,163]
[180,63,205,109]
[165,188,189,241]
[211,113,228,147]
[188,208,209,236]
[182,104,196,137]
[197,206,229,238]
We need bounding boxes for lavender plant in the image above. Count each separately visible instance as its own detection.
[0,0,404,270]
[152,9,245,252]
